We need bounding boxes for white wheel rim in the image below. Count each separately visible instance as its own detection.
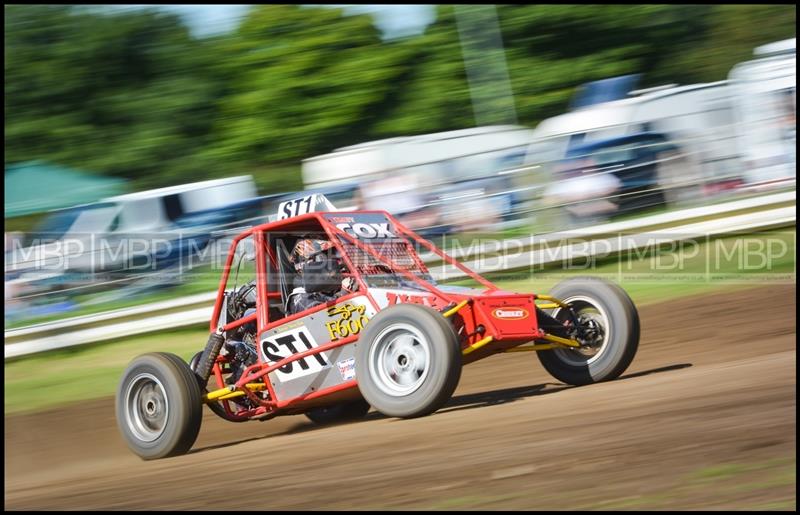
[550,295,611,366]
[125,372,169,442]
[368,323,431,397]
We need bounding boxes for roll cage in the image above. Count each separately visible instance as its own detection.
[205,210,573,421]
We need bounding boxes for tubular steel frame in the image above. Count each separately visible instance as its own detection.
[202,211,580,419]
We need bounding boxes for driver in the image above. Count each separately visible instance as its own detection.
[286,238,356,315]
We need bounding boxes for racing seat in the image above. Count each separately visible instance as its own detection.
[271,234,301,316]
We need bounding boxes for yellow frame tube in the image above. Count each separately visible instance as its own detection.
[217,391,247,401]
[461,334,578,356]
[541,333,581,347]
[535,295,570,309]
[203,383,266,403]
[205,386,235,402]
[443,300,469,318]
[504,344,557,352]
[462,335,494,355]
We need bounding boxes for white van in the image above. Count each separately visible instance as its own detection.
[7,176,257,276]
[102,176,257,233]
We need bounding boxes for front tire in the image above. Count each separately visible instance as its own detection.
[116,352,203,460]
[355,304,461,418]
[537,277,639,386]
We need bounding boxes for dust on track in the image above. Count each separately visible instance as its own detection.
[4,285,796,510]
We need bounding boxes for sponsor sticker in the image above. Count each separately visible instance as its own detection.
[277,194,336,220]
[336,357,356,381]
[328,216,355,223]
[334,222,396,239]
[326,303,370,341]
[261,326,329,382]
[492,307,529,320]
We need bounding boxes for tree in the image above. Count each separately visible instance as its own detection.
[370,6,475,136]
[202,5,418,175]
[5,4,796,195]
[659,5,797,84]
[493,5,718,125]
[5,5,221,189]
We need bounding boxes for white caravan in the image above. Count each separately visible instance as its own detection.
[524,38,797,191]
[302,125,534,189]
[523,81,740,188]
[728,37,796,189]
[301,126,535,231]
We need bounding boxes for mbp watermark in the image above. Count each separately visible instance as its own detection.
[714,235,790,271]
[431,229,795,286]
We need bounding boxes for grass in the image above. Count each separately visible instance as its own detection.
[5,262,240,329]
[3,229,795,415]
[4,327,208,414]
[685,458,795,482]
[748,500,797,510]
[4,212,49,233]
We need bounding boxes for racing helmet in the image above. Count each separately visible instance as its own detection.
[292,238,333,265]
[292,238,343,293]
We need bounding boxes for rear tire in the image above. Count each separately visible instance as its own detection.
[355,304,461,418]
[537,277,639,386]
[116,352,202,460]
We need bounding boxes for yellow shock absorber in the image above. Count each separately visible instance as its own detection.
[534,295,581,347]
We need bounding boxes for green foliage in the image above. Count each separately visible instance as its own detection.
[658,5,798,83]
[5,5,221,190]
[371,6,475,135]
[204,5,416,165]
[4,4,796,196]
[495,5,716,124]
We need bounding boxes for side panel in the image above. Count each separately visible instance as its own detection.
[473,295,539,339]
[368,287,441,310]
[258,295,377,401]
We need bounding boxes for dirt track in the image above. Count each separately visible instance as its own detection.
[4,285,796,510]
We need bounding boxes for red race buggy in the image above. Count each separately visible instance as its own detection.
[116,195,640,460]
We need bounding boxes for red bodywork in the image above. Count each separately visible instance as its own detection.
[206,211,547,420]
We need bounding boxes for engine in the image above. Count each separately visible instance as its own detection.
[222,280,260,402]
